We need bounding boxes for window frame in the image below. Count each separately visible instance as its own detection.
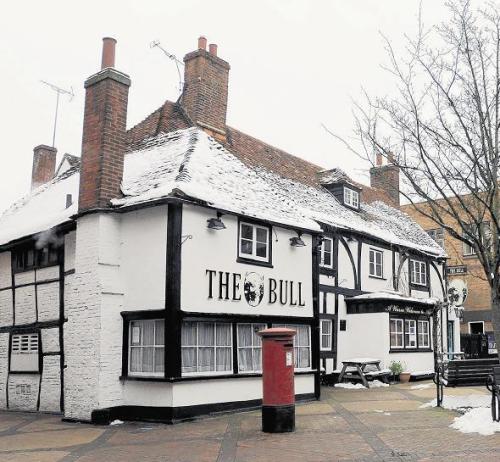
[181,321,233,377]
[426,228,445,249]
[343,187,360,209]
[13,243,60,273]
[390,316,432,352]
[273,324,312,371]
[319,237,334,269]
[368,248,384,279]
[236,323,266,374]
[409,259,428,287]
[128,319,165,378]
[237,220,272,266]
[319,319,333,351]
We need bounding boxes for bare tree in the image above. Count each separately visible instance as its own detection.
[335,0,500,358]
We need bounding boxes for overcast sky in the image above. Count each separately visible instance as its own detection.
[0,0,451,214]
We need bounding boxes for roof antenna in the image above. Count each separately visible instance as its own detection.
[150,40,184,94]
[40,80,74,148]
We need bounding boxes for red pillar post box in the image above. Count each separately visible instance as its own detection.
[258,327,296,433]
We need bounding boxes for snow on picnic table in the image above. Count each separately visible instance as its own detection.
[336,380,389,389]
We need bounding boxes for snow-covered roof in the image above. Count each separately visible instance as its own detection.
[348,291,438,306]
[0,167,79,246]
[317,168,359,188]
[0,127,445,257]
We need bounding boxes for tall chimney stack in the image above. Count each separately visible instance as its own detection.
[181,36,230,139]
[31,145,57,190]
[370,153,400,207]
[78,37,131,212]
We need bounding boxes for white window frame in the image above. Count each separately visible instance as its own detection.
[426,228,444,249]
[128,319,165,377]
[238,222,270,262]
[237,323,266,373]
[369,248,383,278]
[390,318,404,348]
[404,319,417,349]
[319,237,334,269]
[320,319,333,351]
[418,320,430,348]
[273,324,312,371]
[181,321,233,376]
[410,259,427,286]
[344,187,360,209]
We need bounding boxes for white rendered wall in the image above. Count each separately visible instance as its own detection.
[360,244,393,292]
[121,206,167,311]
[181,204,313,317]
[337,241,356,289]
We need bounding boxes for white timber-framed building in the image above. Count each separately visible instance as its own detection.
[0,37,459,423]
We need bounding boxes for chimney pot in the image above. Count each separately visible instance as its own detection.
[101,37,117,69]
[376,153,383,166]
[209,43,218,56]
[198,36,207,50]
[388,152,395,164]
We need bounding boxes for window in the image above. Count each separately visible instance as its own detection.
[237,323,266,373]
[404,319,417,348]
[469,321,484,335]
[427,228,444,249]
[344,187,360,209]
[418,320,430,348]
[319,237,334,269]
[129,320,164,376]
[238,222,270,263]
[390,319,403,348]
[369,248,383,278]
[273,324,311,369]
[13,244,59,272]
[463,222,491,256]
[320,319,332,351]
[391,317,431,350]
[181,322,232,375]
[10,333,39,372]
[410,260,427,286]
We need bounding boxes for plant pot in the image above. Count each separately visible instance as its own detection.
[399,372,411,383]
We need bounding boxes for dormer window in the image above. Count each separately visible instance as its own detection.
[317,168,362,211]
[344,187,359,209]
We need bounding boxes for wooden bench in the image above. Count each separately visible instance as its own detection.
[445,358,500,387]
[486,366,500,422]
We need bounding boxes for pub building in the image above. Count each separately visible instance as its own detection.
[0,37,459,423]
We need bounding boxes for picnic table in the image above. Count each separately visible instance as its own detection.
[337,358,390,388]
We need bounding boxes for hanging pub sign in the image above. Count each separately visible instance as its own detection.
[205,269,306,308]
[446,265,467,275]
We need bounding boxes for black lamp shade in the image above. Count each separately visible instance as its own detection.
[207,217,226,230]
[290,236,306,247]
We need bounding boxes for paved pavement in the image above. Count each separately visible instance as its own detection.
[0,381,499,461]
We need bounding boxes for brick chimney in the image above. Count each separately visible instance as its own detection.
[180,36,230,140]
[78,37,131,212]
[370,153,400,207]
[31,145,57,190]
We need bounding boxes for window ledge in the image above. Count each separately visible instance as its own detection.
[389,348,432,354]
[236,257,273,268]
[120,370,317,383]
[368,275,386,281]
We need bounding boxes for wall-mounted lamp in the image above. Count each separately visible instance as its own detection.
[290,232,306,247]
[207,212,226,230]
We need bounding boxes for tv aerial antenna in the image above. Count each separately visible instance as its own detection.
[40,80,74,147]
[150,40,184,93]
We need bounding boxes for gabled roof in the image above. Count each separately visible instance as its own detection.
[0,126,443,255]
[126,100,393,205]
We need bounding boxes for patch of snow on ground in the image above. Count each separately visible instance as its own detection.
[335,382,366,389]
[410,383,433,390]
[110,419,124,426]
[451,408,500,436]
[420,394,490,410]
[370,380,389,388]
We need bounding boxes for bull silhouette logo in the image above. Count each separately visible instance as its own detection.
[244,272,264,307]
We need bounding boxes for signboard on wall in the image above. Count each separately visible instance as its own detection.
[446,265,467,275]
